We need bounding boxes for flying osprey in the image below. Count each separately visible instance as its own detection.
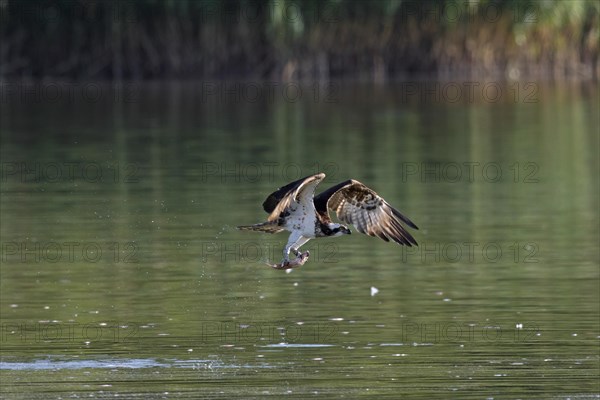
[238,173,418,269]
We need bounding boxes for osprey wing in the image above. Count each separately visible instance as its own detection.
[263,173,326,222]
[314,180,418,246]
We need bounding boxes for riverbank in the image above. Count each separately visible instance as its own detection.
[1,0,598,80]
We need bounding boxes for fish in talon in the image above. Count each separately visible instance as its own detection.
[269,251,310,270]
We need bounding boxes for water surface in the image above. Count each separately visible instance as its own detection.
[1,81,598,398]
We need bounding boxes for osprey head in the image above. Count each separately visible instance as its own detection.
[328,223,352,237]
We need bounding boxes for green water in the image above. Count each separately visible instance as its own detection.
[0,81,598,399]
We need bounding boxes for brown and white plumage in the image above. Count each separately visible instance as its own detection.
[238,173,418,269]
[314,179,418,246]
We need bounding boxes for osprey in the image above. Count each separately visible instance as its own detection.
[238,173,419,269]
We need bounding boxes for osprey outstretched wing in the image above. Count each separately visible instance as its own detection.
[313,179,418,246]
[263,173,325,222]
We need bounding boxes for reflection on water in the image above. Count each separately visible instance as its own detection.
[0,81,598,398]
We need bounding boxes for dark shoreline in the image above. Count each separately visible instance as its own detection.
[1,0,598,81]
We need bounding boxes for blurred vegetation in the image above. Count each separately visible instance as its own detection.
[0,0,598,80]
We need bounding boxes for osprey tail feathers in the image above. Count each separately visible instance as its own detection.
[237,221,284,234]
